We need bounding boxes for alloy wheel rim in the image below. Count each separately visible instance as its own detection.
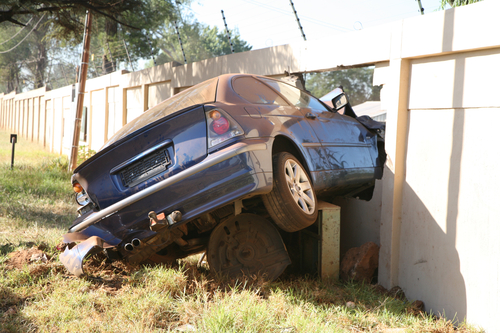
[284,159,315,215]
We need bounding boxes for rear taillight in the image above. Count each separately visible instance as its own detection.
[206,108,243,148]
[212,117,230,135]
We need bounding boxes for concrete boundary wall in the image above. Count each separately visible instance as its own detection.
[0,1,499,330]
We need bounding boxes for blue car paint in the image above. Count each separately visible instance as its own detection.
[74,106,208,211]
[68,74,383,256]
[75,139,273,246]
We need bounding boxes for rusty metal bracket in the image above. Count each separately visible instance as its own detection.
[149,210,182,232]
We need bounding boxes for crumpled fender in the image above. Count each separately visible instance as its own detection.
[356,115,386,134]
[59,236,106,277]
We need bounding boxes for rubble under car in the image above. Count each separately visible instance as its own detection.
[59,74,385,281]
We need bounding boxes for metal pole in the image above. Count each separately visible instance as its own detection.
[289,0,306,41]
[221,10,234,54]
[122,39,135,71]
[69,11,92,171]
[416,0,425,15]
[10,134,17,170]
[146,33,157,66]
[174,22,187,64]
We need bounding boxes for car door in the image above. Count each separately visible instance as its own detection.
[259,78,374,171]
[231,76,332,173]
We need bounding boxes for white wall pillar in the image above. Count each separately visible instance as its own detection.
[378,55,410,288]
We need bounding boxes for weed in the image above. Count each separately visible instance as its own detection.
[77,145,96,166]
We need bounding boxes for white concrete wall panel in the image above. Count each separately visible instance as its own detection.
[125,87,143,124]
[62,96,72,156]
[148,81,171,109]
[45,99,53,153]
[33,97,39,143]
[409,49,500,110]
[53,97,63,155]
[90,89,106,151]
[39,97,45,147]
[401,107,500,331]
[27,98,33,141]
[396,49,500,330]
[107,86,122,140]
[401,1,500,58]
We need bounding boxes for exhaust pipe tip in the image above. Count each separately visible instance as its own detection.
[131,238,142,248]
[124,243,134,252]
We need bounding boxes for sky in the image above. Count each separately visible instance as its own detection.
[184,0,445,50]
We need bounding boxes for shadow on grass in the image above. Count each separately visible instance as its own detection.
[1,201,74,230]
[0,285,35,332]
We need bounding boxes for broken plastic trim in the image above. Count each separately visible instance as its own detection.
[59,236,105,277]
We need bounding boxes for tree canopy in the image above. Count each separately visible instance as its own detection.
[440,0,482,8]
[151,18,251,66]
[0,0,252,93]
[0,0,142,34]
[306,68,381,107]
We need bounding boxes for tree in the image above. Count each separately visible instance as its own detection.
[26,15,51,88]
[0,22,33,92]
[0,0,190,91]
[89,0,190,73]
[0,1,251,93]
[305,67,381,106]
[0,0,141,34]
[151,18,252,66]
[440,0,482,8]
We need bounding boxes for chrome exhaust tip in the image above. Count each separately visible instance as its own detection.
[131,238,142,248]
[124,243,134,252]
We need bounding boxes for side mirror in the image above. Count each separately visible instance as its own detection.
[332,92,349,111]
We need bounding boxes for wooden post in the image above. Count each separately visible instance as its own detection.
[318,201,341,280]
[69,11,92,171]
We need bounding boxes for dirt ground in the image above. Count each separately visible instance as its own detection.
[4,246,132,292]
[3,246,425,316]
[5,246,48,270]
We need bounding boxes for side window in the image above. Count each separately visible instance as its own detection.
[261,78,330,112]
[232,77,288,106]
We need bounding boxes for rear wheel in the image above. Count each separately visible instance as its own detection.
[263,152,318,232]
[207,213,290,281]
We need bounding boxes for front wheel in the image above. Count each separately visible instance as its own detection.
[262,152,318,232]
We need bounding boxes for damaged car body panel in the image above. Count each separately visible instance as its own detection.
[60,73,385,279]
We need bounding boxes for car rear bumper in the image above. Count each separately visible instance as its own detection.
[68,139,272,235]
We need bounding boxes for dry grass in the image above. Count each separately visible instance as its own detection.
[0,130,484,332]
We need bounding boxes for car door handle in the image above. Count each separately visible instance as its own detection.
[305,112,316,119]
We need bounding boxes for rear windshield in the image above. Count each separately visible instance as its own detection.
[103,77,218,149]
[232,76,287,105]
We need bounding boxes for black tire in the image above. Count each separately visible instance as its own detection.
[207,214,290,281]
[262,152,318,232]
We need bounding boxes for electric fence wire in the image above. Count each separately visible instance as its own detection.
[0,14,46,54]
[0,16,34,46]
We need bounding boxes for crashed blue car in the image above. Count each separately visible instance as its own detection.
[60,73,385,281]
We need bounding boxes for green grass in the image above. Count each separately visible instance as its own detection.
[0,130,74,250]
[0,130,484,332]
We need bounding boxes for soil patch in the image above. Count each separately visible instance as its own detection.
[81,253,139,294]
[4,246,50,270]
